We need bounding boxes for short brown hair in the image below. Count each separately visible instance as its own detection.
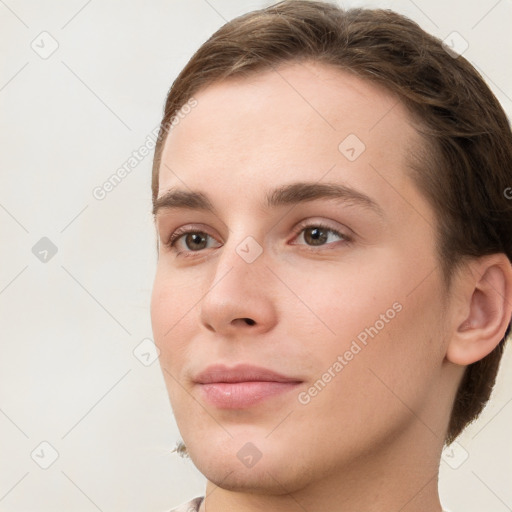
[152,0,512,444]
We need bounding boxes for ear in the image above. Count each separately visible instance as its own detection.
[446,254,512,366]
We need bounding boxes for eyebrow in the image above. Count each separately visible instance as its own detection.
[152,181,384,218]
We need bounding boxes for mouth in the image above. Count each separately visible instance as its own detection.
[194,363,303,409]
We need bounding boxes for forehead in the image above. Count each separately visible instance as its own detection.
[157,61,428,221]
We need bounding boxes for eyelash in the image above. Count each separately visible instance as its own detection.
[163,221,352,257]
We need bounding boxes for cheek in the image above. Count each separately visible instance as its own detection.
[150,269,197,360]
[150,271,200,410]
[291,297,443,457]
[287,257,443,401]
[150,271,172,342]
[275,259,398,347]
[338,279,445,417]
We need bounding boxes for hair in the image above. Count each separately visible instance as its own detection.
[152,0,512,445]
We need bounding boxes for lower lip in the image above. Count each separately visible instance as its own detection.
[198,381,302,409]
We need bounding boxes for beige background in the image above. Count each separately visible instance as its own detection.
[0,0,511,511]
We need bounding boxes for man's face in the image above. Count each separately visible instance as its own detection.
[151,61,453,492]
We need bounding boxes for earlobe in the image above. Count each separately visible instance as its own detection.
[446,255,512,366]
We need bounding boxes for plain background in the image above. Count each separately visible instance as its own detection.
[0,0,511,511]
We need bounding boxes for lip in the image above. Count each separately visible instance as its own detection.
[194,364,303,409]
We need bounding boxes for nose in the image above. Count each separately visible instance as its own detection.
[199,237,278,336]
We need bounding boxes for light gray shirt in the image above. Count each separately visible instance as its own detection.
[168,496,204,512]
[168,496,452,512]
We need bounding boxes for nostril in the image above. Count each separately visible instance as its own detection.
[244,318,256,326]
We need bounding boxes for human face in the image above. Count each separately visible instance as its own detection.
[151,61,453,493]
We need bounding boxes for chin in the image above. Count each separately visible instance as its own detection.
[183,434,320,495]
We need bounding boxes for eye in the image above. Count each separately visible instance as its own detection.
[164,228,222,255]
[292,222,350,247]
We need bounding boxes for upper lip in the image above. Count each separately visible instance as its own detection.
[194,364,303,384]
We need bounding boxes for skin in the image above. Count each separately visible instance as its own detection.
[150,61,512,512]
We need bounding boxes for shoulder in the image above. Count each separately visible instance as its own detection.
[168,496,204,512]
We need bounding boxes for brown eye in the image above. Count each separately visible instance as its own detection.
[166,228,222,255]
[183,232,208,251]
[294,224,347,247]
[303,226,329,246]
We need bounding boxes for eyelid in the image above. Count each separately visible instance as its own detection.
[165,224,221,246]
[290,218,353,244]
